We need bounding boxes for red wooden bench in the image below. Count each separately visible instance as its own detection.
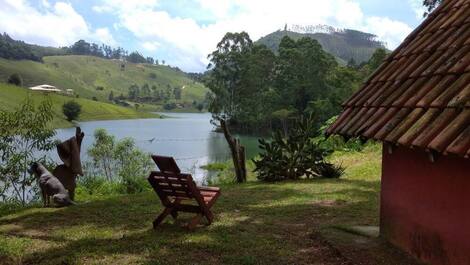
[147,155,221,230]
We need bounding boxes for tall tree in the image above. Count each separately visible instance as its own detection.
[206,32,253,183]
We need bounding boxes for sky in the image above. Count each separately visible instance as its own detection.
[0,0,426,72]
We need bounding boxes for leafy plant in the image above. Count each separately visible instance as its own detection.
[62,100,82,121]
[0,97,56,204]
[7,73,22,86]
[86,129,151,193]
[253,115,344,182]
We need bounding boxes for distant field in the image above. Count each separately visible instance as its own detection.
[0,83,158,128]
[0,55,208,105]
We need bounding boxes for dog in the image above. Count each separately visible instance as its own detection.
[29,162,75,207]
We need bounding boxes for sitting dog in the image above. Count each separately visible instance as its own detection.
[29,162,75,207]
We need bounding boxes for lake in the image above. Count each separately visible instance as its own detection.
[54,112,261,183]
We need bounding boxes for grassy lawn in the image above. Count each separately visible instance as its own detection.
[0,83,159,128]
[0,145,383,265]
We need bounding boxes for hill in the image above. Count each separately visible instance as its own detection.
[0,55,208,111]
[256,25,387,64]
[0,83,158,128]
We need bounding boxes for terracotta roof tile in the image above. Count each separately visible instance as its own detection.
[327,0,470,159]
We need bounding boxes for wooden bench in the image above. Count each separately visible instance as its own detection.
[147,155,221,230]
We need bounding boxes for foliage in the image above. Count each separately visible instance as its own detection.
[86,129,152,190]
[0,97,56,204]
[423,0,442,16]
[206,32,388,134]
[127,51,147,64]
[0,33,42,61]
[313,116,364,152]
[7,73,22,86]
[206,32,254,183]
[62,101,82,121]
[253,115,343,182]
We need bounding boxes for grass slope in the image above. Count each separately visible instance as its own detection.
[0,145,391,265]
[0,83,158,128]
[0,56,208,105]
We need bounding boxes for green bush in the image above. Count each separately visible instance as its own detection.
[313,116,364,152]
[7,73,22,86]
[62,100,81,121]
[83,129,152,195]
[253,115,344,182]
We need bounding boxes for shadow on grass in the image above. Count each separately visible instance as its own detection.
[0,178,381,265]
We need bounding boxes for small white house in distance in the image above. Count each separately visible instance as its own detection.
[29,84,62,93]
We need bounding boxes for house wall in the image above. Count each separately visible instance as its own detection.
[381,144,470,265]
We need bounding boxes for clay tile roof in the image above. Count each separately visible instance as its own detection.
[326,0,470,158]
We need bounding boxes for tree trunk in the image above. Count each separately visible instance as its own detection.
[220,119,246,183]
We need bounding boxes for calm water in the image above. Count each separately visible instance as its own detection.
[54,112,261,183]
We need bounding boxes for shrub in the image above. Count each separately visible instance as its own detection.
[313,116,364,152]
[62,101,81,121]
[317,163,345,179]
[253,115,344,182]
[7,73,22,86]
[163,103,176,110]
[0,98,56,204]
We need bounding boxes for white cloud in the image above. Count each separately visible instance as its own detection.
[0,0,116,47]
[92,28,117,46]
[142,41,160,51]
[100,0,413,71]
[363,17,413,49]
[92,0,159,14]
[409,0,426,20]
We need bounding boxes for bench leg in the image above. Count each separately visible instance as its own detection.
[170,198,181,220]
[153,207,173,229]
[187,214,202,230]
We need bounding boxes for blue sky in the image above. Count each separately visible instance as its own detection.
[0,0,425,72]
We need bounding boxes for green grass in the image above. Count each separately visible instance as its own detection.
[0,83,158,128]
[0,145,383,265]
[0,56,208,106]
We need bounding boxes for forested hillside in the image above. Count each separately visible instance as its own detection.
[205,32,388,133]
[257,25,387,64]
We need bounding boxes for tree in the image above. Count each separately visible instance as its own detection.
[128,84,140,100]
[368,48,388,72]
[108,91,114,101]
[197,103,204,112]
[88,129,115,181]
[146,57,154,64]
[0,97,56,204]
[62,101,82,121]
[173,87,182,100]
[206,32,253,183]
[127,51,147,63]
[423,0,442,16]
[7,73,22,86]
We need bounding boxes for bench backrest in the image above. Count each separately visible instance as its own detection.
[151,155,180,174]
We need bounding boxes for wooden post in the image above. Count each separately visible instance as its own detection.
[220,119,246,183]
